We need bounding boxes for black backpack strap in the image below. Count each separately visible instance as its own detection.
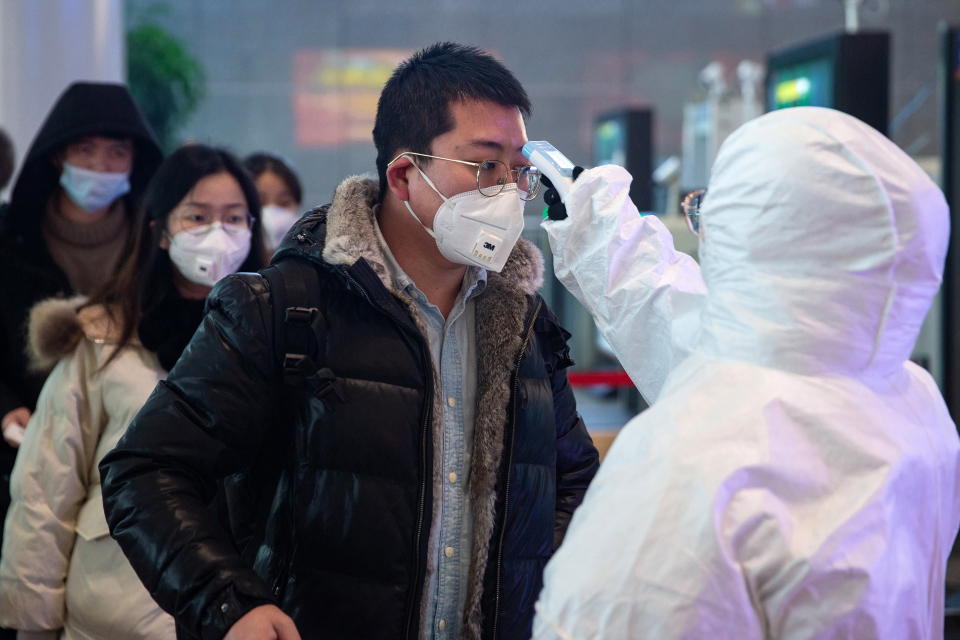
[261,259,340,402]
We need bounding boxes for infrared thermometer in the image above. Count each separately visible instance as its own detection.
[522,141,577,203]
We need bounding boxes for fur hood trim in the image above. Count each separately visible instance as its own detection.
[27,297,122,371]
[321,175,544,295]
[322,175,391,283]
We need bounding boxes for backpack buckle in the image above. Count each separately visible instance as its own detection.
[284,306,316,324]
[282,352,306,371]
[282,353,317,385]
[310,367,343,403]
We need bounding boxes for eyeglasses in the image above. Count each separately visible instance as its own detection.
[681,189,706,236]
[388,152,542,201]
[172,208,254,236]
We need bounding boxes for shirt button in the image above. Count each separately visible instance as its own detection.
[438,619,446,631]
[447,397,457,408]
[220,603,229,613]
[444,546,455,558]
[448,472,458,483]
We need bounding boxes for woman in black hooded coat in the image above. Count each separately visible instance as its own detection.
[0,81,162,564]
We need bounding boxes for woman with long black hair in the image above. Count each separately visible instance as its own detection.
[244,151,303,258]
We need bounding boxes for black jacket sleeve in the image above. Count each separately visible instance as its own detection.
[99,274,281,640]
[537,306,600,550]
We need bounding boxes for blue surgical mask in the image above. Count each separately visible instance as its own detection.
[59,162,130,213]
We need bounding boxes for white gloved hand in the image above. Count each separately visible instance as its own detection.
[542,165,707,403]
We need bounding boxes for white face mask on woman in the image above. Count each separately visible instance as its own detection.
[167,223,252,287]
[59,162,130,213]
[403,162,525,272]
[260,205,300,249]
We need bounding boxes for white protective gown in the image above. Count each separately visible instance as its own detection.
[534,107,960,638]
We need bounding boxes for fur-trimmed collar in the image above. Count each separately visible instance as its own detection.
[27,297,122,371]
[320,175,544,296]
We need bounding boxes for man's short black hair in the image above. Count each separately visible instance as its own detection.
[0,128,14,192]
[372,42,531,202]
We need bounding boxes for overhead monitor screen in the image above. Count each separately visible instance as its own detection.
[768,56,834,110]
[294,48,411,148]
[594,116,626,167]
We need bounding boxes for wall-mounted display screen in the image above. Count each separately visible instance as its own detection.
[768,56,835,109]
[765,32,888,134]
[293,48,411,148]
[594,116,627,167]
[592,109,653,211]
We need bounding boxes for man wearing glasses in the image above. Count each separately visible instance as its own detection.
[100,42,599,640]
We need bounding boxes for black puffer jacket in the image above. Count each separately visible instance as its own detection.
[100,177,599,640]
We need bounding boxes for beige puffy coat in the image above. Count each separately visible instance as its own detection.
[0,298,175,639]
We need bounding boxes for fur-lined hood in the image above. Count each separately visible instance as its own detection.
[26,297,122,372]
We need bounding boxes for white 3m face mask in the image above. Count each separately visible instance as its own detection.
[59,162,131,213]
[168,223,252,287]
[260,205,300,249]
[403,161,525,272]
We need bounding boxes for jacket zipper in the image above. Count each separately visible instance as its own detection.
[405,351,432,640]
[491,298,542,639]
[273,469,298,602]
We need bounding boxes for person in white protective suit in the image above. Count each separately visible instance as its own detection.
[533,106,960,638]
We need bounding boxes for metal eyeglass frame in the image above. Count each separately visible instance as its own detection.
[388,152,542,201]
[172,211,255,236]
[681,188,706,236]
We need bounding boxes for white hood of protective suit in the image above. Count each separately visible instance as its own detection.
[535,107,960,639]
[698,107,947,380]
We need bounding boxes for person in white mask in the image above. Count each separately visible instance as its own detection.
[0,143,263,640]
[159,148,262,292]
[533,107,960,638]
[244,152,304,258]
[387,149,532,273]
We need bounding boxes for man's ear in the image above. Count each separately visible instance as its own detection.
[385,153,414,202]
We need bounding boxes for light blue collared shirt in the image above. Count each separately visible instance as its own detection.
[373,218,487,639]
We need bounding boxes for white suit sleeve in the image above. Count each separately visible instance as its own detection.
[0,344,100,633]
[542,165,707,403]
